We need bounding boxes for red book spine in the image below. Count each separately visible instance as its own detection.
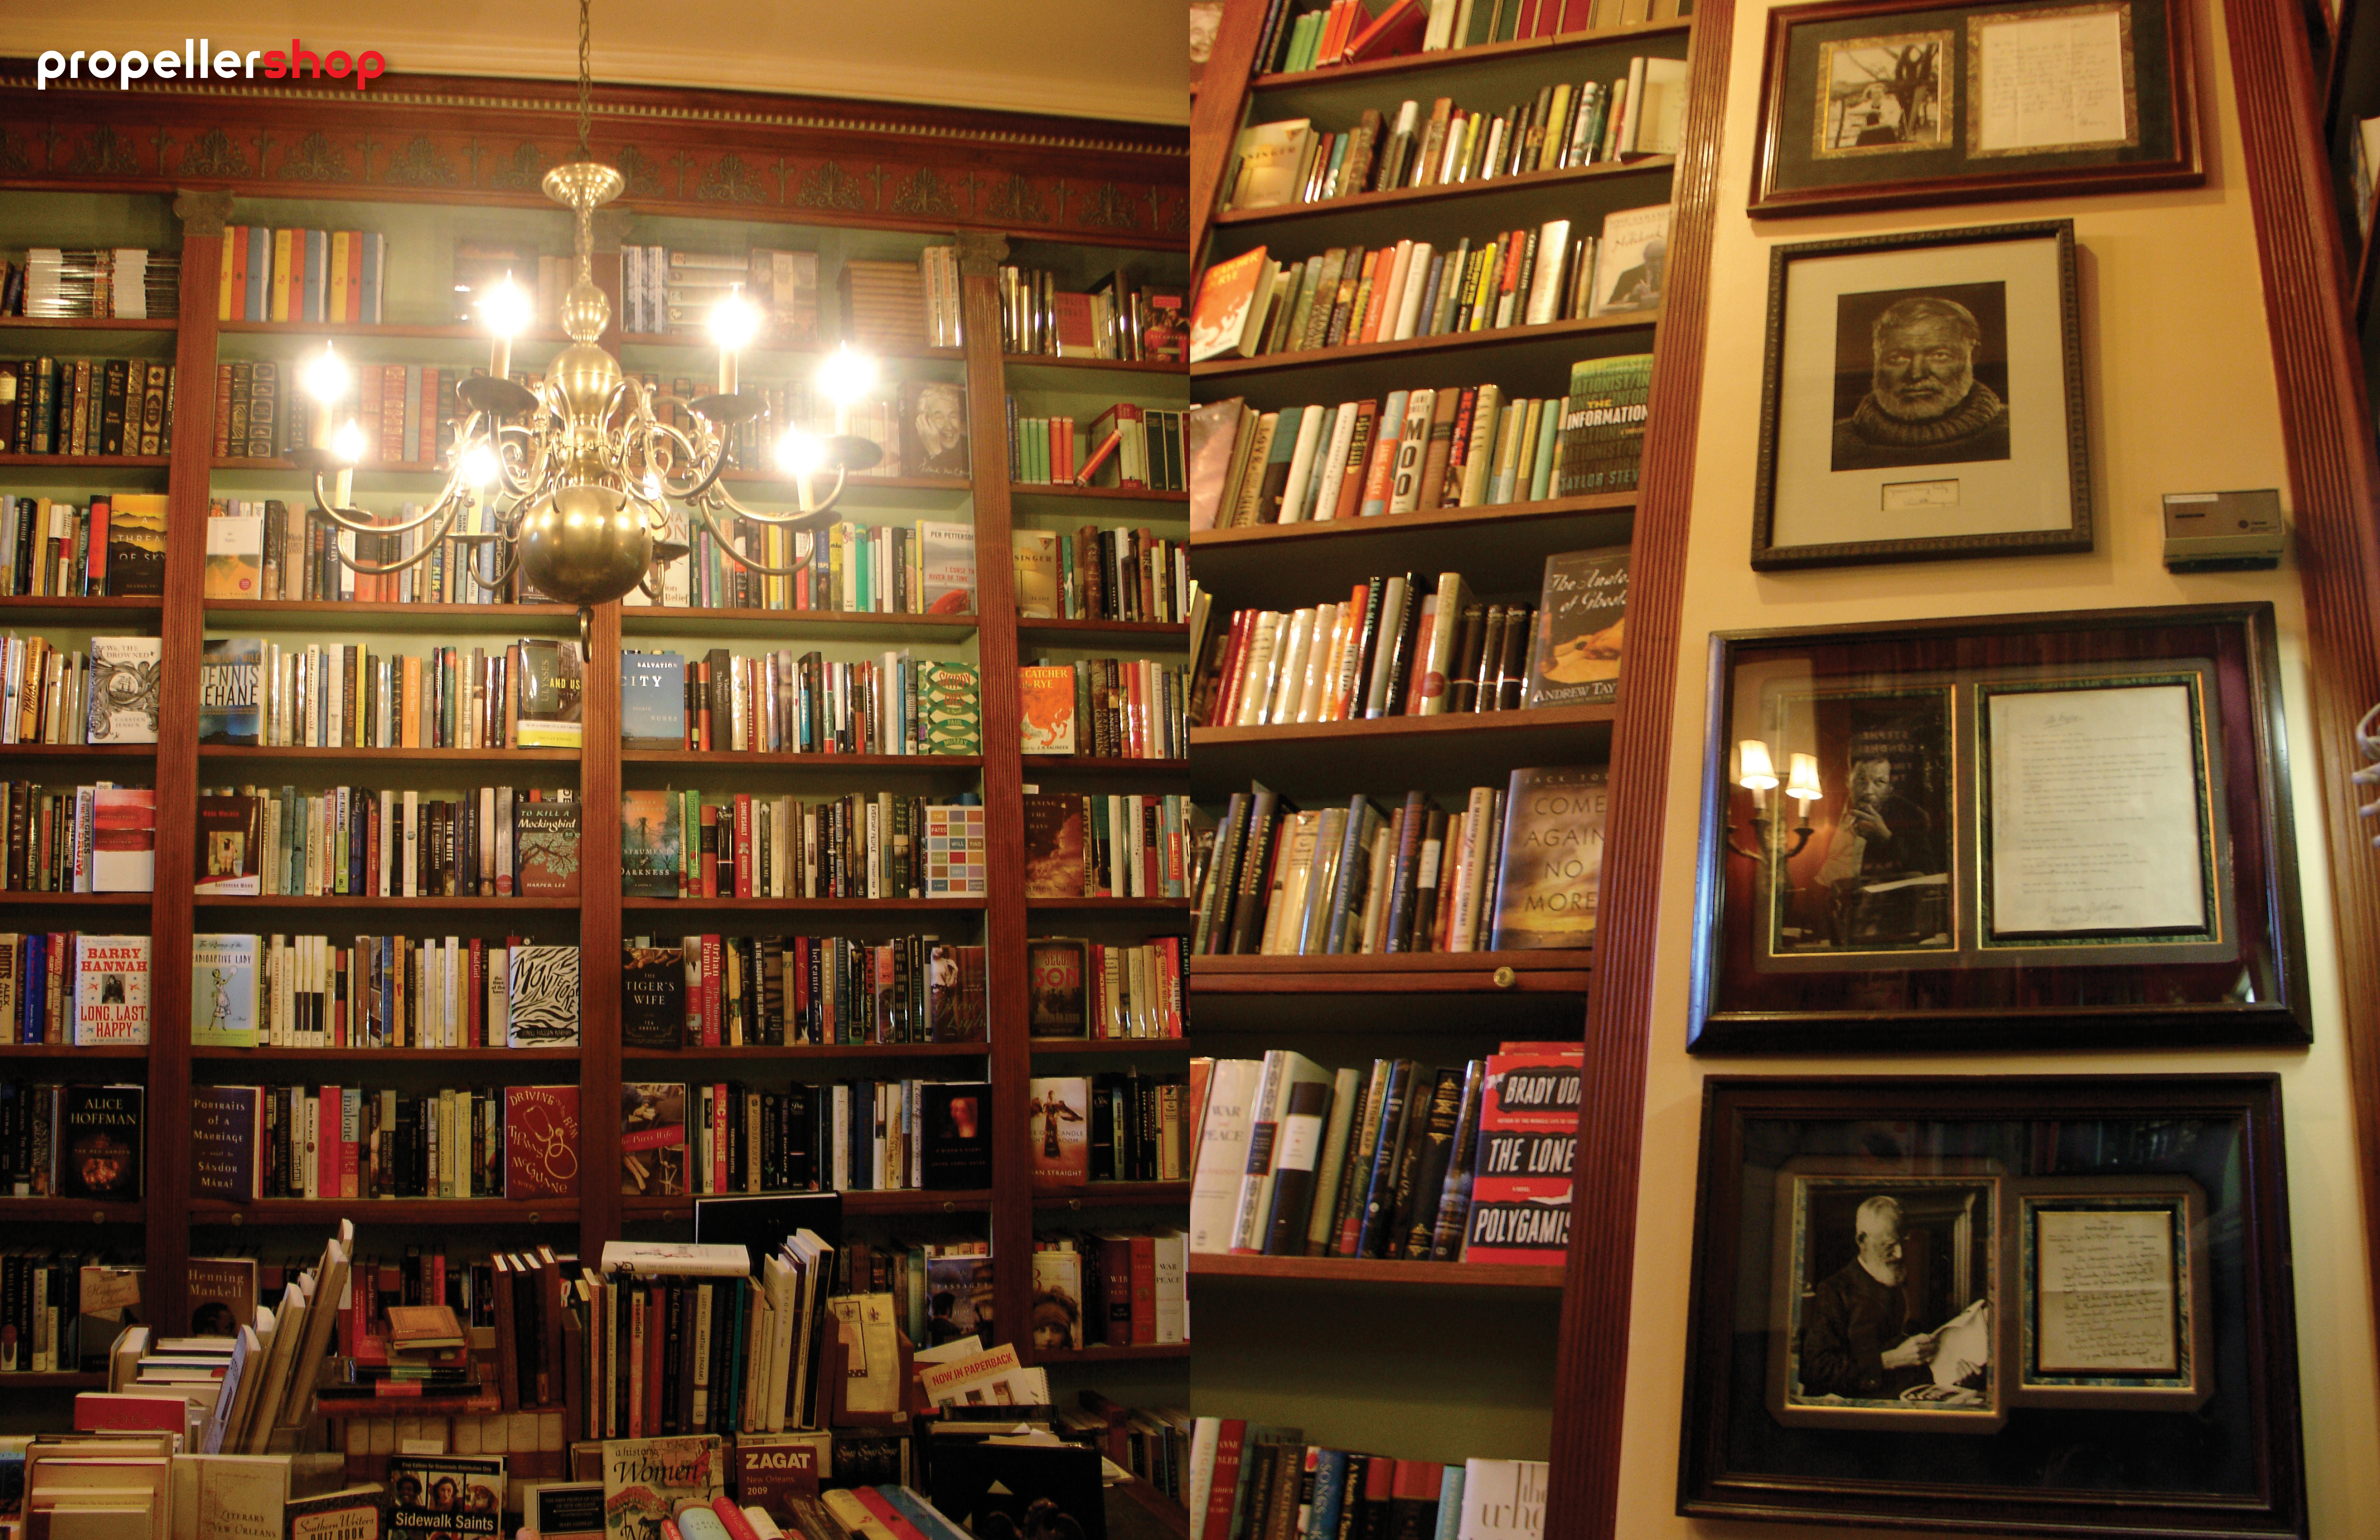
[1129,1234,1156,1344]
[1099,1235,1133,1347]
[469,938,485,1048]
[712,1084,729,1195]
[703,934,723,1048]
[1199,1420,1248,1540]
[735,795,754,899]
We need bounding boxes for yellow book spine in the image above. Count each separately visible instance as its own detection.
[271,229,294,322]
[328,233,350,325]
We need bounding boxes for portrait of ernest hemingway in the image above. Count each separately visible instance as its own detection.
[1830,281,2011,474]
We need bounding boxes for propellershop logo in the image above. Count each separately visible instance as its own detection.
[38,38,386,91]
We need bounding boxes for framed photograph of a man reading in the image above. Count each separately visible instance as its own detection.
[1680,1076,2304,1535]
[1754,220,2088,570]
[1749,0,2202,217]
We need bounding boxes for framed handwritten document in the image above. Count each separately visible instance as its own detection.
[1683,1076,2303,1534]
[1690,603,2307,1052]
[1748,0,2202,217]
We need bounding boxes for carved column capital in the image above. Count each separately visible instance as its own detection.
[953,231,1010,278]
[172,188,236,238]
[589,208,630,254]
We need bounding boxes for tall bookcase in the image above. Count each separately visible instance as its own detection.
[0,70,1190,1437]
[1186,3,1730,1533]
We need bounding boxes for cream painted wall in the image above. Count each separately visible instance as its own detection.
[1614,0,2380,1531]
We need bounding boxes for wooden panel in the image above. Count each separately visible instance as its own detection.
[1191,0,1276,261]
[2224,0,2380,1405]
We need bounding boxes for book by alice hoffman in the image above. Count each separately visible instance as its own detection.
[1489,766,1610,951]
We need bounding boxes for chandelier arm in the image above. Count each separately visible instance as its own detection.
[318,503,471,576]
[308,475,468,539]
[490,422,548,501]
[707,467,851,525]
[683,498,837,575]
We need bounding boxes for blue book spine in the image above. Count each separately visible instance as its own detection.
[1306,1449,1349,1540]
[882,1488,973,1540]
[1433,1464,1465,1540]
[247,227,269,321]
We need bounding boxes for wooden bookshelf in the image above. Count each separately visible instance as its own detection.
[191,1047,582,1064]
[0,890,161,907]
[1029,1037,1191,1053]
[187,1198,579,1224]
[1192,0,1723,1523]
[0,318,179,333]
[0,1043,149,1059]
[1031,1342,1191,1363]
[621,1043,988,1061]
[1034,1182,1190,1208]
[1008,483,1192,503]
[0,1371,108,1388]
[0,1198,145,1222]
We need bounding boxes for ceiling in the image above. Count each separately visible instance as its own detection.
[5,0,1190,126]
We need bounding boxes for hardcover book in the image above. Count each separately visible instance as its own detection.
[516,639,585,748]
[196,793,262,895]
[621,945,686,1050]
[285,1487,388,1540]
[72,934,149,1045]
[921,663,983,756]
[600,1435,723,1540]
[1227,120,1315,211]
[1588,203,1671,317]
[506,945,581,1047]
[186,1256,259,1333]
[1524,549,1629,709]
[1461,1051,1581,1267]
[620,651,685,749]
[515,803,582,897]
[192,933,259,1048]
[190,1084,262,1199]
[57,1083,143,1200]
[1456,1458,1547,1540]
[205,509,265,599]
[105,493,167,598]
[1027,1076,1091,1188]
[503,1085,581,1200]
[1027,938,1089,1037]
[1029,1248,1085,1351]
[1011,531,1060,619]
[917,520,977,614]
[919,1081,993,1190]
[734,1434,828,1519]
[1554,355,1652,497]
[1489,766,1609,951]
[620,1083,688,1197]
[1190,246,1276,364]
[899,380,969,478]
[199,637,264,745]
[620,790,681,897]
[1018,665,1078,755]
[1022,794,1088,898]
[86,636,161,743]
[91,787,157,892]
[928,943,987,1043]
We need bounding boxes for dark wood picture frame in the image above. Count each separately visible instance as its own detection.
[1752,220,2091,572]
[1688,602,2310,1053]
[1748,0,2204,217]
[1680,1074,2306,1537]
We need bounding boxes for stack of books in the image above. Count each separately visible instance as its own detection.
[0,357,180,457]
[996,262,1183,361]
[620,245,822,343]
[839,250,964,350]
[8,246,180,318]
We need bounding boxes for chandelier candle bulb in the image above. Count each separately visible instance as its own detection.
[483,274,532,383]
[1787,752,1822,813]
[1737,738,1778,808]
[709,288,760,395]
[301,342,349,450]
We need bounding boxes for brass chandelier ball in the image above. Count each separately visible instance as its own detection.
[519,482,653,609]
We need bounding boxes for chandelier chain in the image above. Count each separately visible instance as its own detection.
[575,0,593,158]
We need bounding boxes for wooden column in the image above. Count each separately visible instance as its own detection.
[954,231,1035,1349]
[142,188,232,1336]
[1541,4,1735,1533]
[1191,0,1273,262]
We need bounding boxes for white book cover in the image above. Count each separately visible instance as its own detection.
[1458,1459,1547,1540]
[1189,1058,1264,1253]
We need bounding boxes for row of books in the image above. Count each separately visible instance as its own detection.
[1256,0,1686,73]
[189,935,581,1050]
[1026,937,1187,1039]
[618,650,982,758]
[618,245,822,344]
[4,247,180,319]
[0,1082,145,1199]
[0,637,162,749]
[1018,658,1190,758]
[1002,399,1189,490]
[1013,524,1189,624]
[1052,1071,1190,1182]
[1226,67,1680,215]
[995,263,1185,362]
[1034,1232,1192,1350]
[1189,1421,1544,1540]
[195,785,580,899]
[840,250,964,351]
[0,784,155,893]
[1193,1044,1581,1266]
[1022,792,1198,902]
[207,497,526,607]
[214,226,388,322]
[622,934,989,1048]
[1192,357,1651,532]
[1195,768,1609,957]
[196,637,585,749]
[0,356,179,457]
[621,1078,996,1196]
[0,1249,99,1372]
[191,1082,575,1201]
[7,934,152,1047]
[0,497,166,599]
[632,516,978,616]
[620,792,989,901]
[211,356,457,464]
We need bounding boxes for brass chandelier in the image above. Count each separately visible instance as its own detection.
[289,0,882,654]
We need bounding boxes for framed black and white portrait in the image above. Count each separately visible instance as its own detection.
[1753,219,2088,570]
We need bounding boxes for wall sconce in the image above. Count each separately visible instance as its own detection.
[1728,739,1821,861]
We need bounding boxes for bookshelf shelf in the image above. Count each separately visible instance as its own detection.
[0,1043,148,1058]
[1213,156,1677,229]
[0,454,170,469]
[1021,756,1191,779]
[0,1198,145,1222]
[1029,1037,1191,1054]
[1015,618,1190,642]
[621,1043,987,1061]
[187,1198,579,1224]
[0,317,179,333]
[0,890,158,906]
[1190,1253,1566,1288]
[215,320,570,342]
[191,1047,582,1063]
[618,607,980,641]
[1001,355,1189,375]
[1193,700,1617,749]
[196,745,582,764]
[0,742,157,759]
[1034,1181,1190,1208]
[1008,483,1193,504]
[619,895,987,912]
[193,894,581,910]
[0,595,165,618]
[618,750,979,772]
[0,1371,108,1388]
[1191,311,1658,382]
[1249,17,1694,93]
[620,1189,993,1221]
[615,335,966,366]
[1188,952,1591,996]
[1031,1342,1191,1363]
[714,470,971,493]
[1193,703,1619,795]
[203,599,577,632]
[1192,492,1635,552]
[1025,896,1188,911]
